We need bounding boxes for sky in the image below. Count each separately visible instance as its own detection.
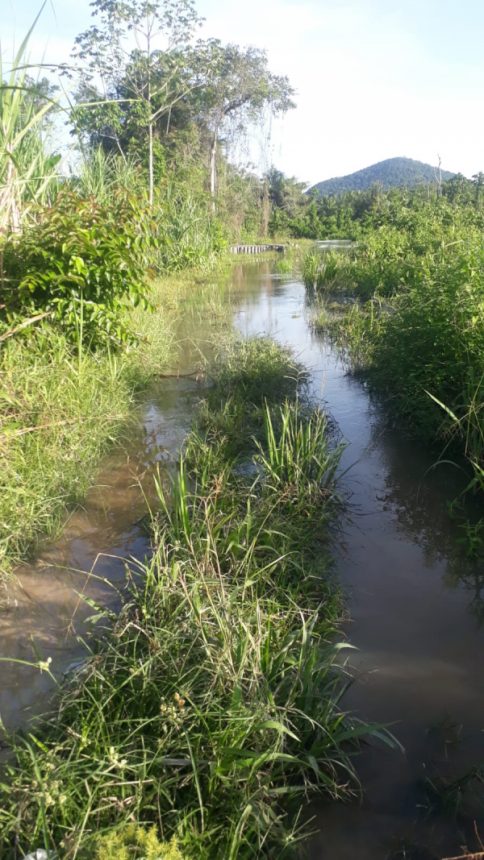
[1,0,483,185]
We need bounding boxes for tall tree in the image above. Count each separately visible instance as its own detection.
[70,3,295,209]
[193,41,295,205]
[71,0,201,203]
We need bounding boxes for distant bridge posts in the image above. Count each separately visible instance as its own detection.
[229,244,286,254]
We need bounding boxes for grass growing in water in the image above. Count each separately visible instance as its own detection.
[0,268,232,575]
[0,338,394,858]
[313,238,484,463]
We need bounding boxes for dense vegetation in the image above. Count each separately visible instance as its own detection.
[0,338,394,857]
[303,179,484,547]
[0,0,295,571]
[1,1,482,854]
[267,168,484,239]
[309,156,455,197]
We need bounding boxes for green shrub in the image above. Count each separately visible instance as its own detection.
[0,192,154,347]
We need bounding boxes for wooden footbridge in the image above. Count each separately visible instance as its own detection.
[229,243,286,254]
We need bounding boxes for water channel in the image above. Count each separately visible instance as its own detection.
[1,260,483,858]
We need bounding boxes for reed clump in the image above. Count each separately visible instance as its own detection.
[0,338,394,858]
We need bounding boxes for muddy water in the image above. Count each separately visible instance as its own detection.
[1,261,483,857]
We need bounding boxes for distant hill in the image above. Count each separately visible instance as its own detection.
[310,157,456,196]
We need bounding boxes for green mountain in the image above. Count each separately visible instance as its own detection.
[310,157,456,196]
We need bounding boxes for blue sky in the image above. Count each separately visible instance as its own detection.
[2,0,483,183]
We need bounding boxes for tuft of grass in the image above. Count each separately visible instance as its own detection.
[302,250,350,293]
[0,338,396,858]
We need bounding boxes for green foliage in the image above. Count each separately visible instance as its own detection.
[302,249,348,292]
[71,1,294,210]
[75,148,147,204]
[150,185,227,271]
[315,218,484,531]
[208,336,305,406]
[0,192,154,346]
[0,275,178,572]
[367,236,484,449]
[272,173,484,242]
[256,401,342,522]
[0,14,60,232]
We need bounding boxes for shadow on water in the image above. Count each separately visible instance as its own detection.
[1,260,483,857]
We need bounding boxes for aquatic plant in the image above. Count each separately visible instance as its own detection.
[302,249,349,293]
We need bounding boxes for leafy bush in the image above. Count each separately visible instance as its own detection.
[0,192,154,347]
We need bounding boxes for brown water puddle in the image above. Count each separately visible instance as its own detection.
[1,261,483,858]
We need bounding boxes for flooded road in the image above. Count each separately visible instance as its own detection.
[1,261,483,857]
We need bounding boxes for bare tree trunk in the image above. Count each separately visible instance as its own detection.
[148,120,154,206]
[210,134,217,213]
[261,179,270,237]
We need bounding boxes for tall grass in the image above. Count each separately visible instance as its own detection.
[0,272,198,574]
[74,149,227,274]
[312,228,484,548]
[75,148,146,204]
[0,13,59,233]
[302,249,350,293]
[0,338,396,858]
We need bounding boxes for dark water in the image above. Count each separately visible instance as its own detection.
[1,261,483,857]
